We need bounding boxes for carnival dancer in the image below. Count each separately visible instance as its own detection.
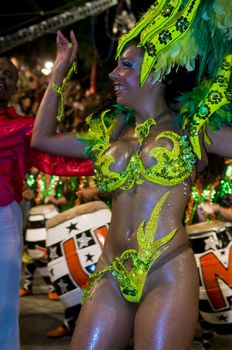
[32,1,232,349]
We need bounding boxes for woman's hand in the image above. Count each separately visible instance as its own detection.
[52,30,78,81]
[198,202,219,215]
[199,202,232,222]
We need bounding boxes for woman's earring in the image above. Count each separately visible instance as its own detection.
[151,77,162,86]
[151,70,162,85]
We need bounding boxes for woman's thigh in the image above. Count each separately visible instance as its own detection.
[134,248,199,350]
[70,272,137,350]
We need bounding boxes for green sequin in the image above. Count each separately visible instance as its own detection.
[188,54,232,159]
[142,131,196,185]
[116,0,201,85]
[78,111,196,192]
[82,192,176,303]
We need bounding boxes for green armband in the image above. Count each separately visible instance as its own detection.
[52,60,77,122]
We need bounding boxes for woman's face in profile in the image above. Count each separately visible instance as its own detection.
[108,43,152,109]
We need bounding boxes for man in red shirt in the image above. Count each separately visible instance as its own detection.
[0,56,92,350]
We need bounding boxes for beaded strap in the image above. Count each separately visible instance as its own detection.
[188,54,232,159]
[52,60,77,122]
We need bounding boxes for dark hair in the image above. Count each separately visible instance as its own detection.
[199,154,226,187]
[163,65,199,105]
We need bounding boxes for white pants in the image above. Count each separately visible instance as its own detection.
[0,201,23,350]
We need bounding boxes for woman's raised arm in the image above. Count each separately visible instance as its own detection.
[31,30,86,158]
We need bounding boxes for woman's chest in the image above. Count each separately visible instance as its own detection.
[94,124,196,191]
[106,130,181,172]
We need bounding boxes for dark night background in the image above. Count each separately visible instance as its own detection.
[0,0,153,92]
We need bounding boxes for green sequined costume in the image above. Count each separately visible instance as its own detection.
[82,192,176,303]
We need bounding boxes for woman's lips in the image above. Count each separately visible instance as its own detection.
[114,84,126,94]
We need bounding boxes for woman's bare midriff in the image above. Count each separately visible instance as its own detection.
[100,179,194,269]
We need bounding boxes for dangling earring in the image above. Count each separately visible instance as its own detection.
[151,71,162,86]
[151,77,162,87]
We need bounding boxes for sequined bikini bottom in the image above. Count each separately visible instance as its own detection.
[82,240,189,304]
[81,192,188,304]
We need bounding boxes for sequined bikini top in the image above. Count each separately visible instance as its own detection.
[77,110,196,192]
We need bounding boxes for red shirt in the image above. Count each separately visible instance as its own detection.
[0,107,93,206]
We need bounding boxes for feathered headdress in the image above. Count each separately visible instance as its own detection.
[116,0,231,86]
[116,0,232,159]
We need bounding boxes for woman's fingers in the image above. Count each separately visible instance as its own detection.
[56,30,77,62]
[56,30,70,52]
[200,202,215,214]
[70,30,78,48]
[54,30,78,75]
[70,30,78,62]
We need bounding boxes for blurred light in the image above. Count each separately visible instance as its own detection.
[41,68,51,76]
[41,61,53,75]
[10,56,19,69]
[44,61,53,70]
